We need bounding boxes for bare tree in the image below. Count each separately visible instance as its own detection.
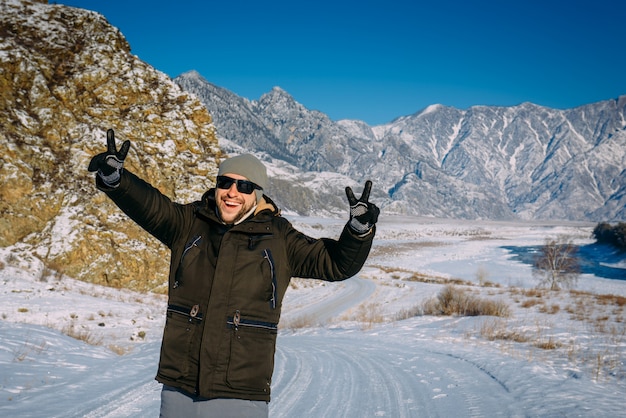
[533,235,581,290]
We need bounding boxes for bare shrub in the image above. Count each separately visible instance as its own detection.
[12,338,48,362]
[109,345,132,355]
[534,337,561,350]
[423,285,511,317]
[6,253,19,266]
[533,235,580,290]
[61,323,103,346]
[520,299,543,309]
[522,288,545,298]
[353,302,385,329]
[479,319,530,343]
[538,304,561,315]
[280,314,321,330]
[394,305,423,321]
[475,265,489,286]
[595,293,626,307]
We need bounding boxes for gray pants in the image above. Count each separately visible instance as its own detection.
[159,385,269,418]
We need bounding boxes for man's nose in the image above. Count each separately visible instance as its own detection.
[226,183,239,194]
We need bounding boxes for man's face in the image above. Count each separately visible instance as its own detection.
[215,173,258,224]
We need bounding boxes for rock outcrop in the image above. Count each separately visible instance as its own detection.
[1,0,221,291]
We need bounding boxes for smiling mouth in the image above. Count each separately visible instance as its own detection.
[223,199,241,208]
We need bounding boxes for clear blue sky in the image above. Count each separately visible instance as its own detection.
[58,0,626,125]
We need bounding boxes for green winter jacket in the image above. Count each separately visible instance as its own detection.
[97,170,375,402]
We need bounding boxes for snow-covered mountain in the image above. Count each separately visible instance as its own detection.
[1,0,624,292]
[176,70,626,221]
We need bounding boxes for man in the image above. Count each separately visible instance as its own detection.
[88,129,379,417]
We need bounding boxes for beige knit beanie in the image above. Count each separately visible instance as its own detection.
[217,154,267,201]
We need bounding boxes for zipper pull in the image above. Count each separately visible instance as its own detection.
[233,310,241,330]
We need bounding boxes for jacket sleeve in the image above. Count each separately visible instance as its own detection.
[96,170,191,248]
[285,221,374,281]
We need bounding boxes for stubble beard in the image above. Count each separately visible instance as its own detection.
[218,199,255,225]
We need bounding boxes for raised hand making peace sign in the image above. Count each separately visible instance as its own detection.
[345,180,380,235]
[88,129,131,187]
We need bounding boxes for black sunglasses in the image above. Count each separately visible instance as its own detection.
[216,175,262,194]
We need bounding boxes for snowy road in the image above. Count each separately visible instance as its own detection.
[283,276,377,325]
[272,333,517,418]
[271,275,519,417]
[3,275,522,418]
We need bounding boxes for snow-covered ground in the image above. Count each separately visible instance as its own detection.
[1,216,625,417]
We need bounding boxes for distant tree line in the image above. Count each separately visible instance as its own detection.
[592,222,626,249]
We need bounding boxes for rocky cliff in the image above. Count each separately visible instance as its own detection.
[1,0,221,291]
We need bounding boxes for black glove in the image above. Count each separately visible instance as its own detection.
[88,129,131,187]
[345,180,379,235]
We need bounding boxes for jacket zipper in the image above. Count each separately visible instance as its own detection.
[182,235,202,258]
[173,234,202,288]
[167,304,203,322]
[263,249,277,309]
[227,310,278,331]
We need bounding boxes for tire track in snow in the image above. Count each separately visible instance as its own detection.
[271,275,518,417]
[271,335,519,417]
[58,344,161,418]
[285,276,376,325]
[75,380,161,418]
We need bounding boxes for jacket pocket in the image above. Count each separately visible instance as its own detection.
[225,311,277,394]
[158,305,202,380]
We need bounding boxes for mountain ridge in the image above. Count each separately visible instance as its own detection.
[176,70,626,221]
